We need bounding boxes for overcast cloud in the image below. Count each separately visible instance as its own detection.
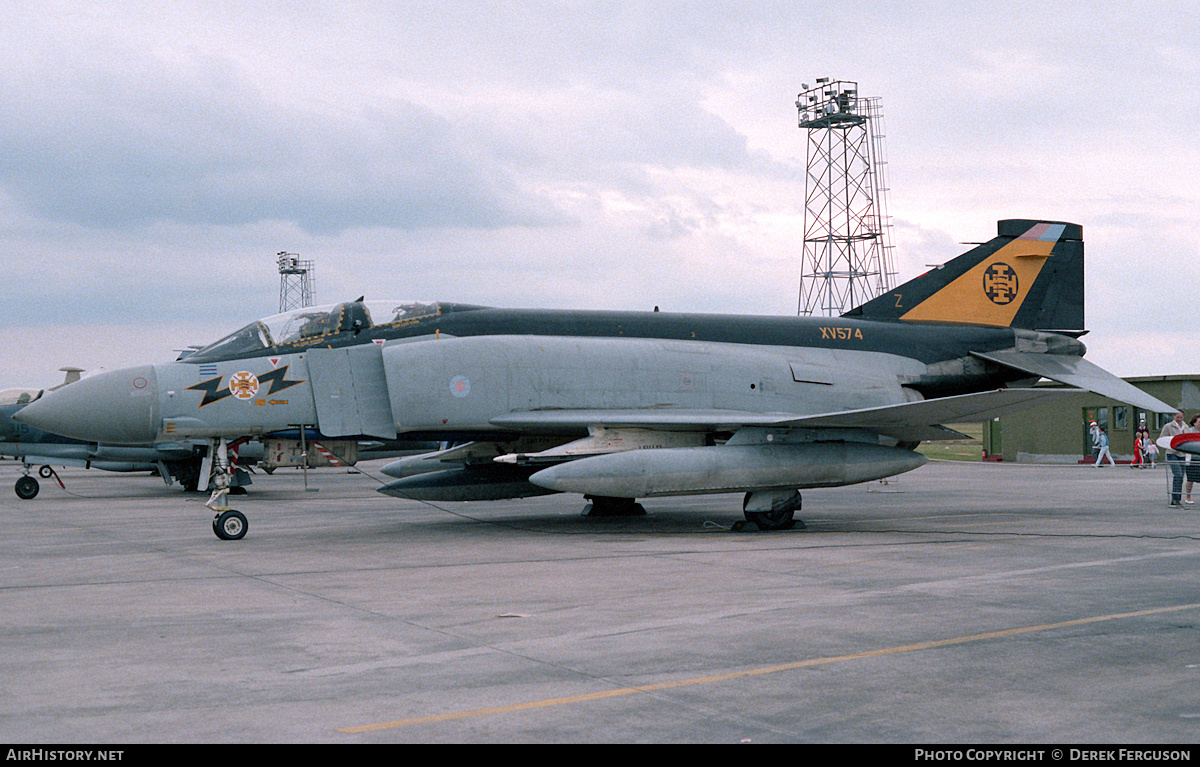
[1,1,1197,386]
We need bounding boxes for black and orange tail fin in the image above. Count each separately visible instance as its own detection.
[843,220,1084,332]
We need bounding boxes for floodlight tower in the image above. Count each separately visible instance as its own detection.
[277,252,315,312]
[796,78,896,316]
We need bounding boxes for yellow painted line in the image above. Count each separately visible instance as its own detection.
[337,602,1200,734]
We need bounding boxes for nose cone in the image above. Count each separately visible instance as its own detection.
[15,366,160,444]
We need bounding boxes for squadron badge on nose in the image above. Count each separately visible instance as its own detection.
[983,262,1018,305]
[229,371,260,400]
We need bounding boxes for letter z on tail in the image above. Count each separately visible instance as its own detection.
[843,219,1084,332]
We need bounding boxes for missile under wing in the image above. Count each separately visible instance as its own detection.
[15,220,1175,538]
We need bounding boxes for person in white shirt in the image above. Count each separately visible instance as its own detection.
[1160,412,1188,507]
[1094,426,1114,467]
[1184,415,1200,505]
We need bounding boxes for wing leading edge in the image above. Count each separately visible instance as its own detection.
[490,388,1071,444]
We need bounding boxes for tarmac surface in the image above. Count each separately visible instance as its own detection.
[1,458,1198,744]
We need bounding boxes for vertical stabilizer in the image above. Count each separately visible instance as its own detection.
[842,220,1084,331]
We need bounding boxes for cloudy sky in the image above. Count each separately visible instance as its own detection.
[2,1,1197,387]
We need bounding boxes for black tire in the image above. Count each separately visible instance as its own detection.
[742,490,801,531]
[213,510,248,540]
[744,508,796,531]
[15,476,39,500]
[38,465,53,479]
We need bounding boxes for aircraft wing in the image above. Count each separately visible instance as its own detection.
[971,351,1175,414]
[768,388,1069,442]
[489,409,788,433]
[491,388,1070,444]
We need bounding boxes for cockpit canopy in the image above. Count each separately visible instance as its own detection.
[0,388,43,406]
[185,301,443,362]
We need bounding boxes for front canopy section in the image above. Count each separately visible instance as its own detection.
[184,300,445,362]
[0,388,43,406]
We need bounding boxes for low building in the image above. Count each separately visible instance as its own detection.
[983,375,1200,463]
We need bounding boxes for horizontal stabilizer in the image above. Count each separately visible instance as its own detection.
[971,351,1175,414]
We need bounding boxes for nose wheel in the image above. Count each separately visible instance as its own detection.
[212,509,248,540]
[205,437,247,540]
[15,475,39,500]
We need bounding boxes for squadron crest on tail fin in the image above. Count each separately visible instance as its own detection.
[843,220,1084,332]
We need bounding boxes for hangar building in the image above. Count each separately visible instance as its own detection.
[983,374,1200,463]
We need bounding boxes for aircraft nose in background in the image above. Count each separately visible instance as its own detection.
[14,366,160,444]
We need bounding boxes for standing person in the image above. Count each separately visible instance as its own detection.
[1131,420,1148,469]
[1145,424,1159,468]
[1089,421,1100,463]
[1141,421,1153,467]
[1185,415,1200,505]
[1161,412,1188,507]
[1094,426,1115,467]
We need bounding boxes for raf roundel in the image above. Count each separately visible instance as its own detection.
[982,262,1019,305]
[229,371,260,400]
[450,375,471,398]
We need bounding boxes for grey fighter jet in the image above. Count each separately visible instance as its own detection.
[0,371,207,498]
[16,220,1173,539]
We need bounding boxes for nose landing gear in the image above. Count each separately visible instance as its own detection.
[212,509,248,540]
[204,437,248,540]
[15,474,38,499]
[13,464,56,499]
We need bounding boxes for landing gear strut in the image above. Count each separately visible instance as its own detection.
[205,438,248,540]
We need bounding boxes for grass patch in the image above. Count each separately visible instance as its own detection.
[916,422,985,462]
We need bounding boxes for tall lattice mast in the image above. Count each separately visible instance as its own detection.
[796,78,896,316]
[277,252,315,312]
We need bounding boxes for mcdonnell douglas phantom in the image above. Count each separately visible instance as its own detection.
[16,220,1173,539]
[0,369,214,499]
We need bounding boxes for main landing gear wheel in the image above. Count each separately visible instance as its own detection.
[15,475,39,500]
[38,465,54,479]
[741,490,804,531]
[212,510,248,540]
[743,508,797,531]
